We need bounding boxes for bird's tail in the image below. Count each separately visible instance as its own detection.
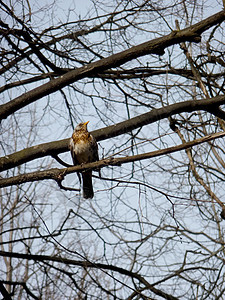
[82,171,94,199]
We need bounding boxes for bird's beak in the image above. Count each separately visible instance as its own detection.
[84,121,89,126]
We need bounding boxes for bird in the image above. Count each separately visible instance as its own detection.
[69,121,99,199]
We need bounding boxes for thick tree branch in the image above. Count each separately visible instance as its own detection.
[1,131,225,188]
[0,282,12,300]
[1,95,225,172]
[0,250,178,300]
[2,67,224,94]
[0,12,117,76]
[0,10,224,120]
[0,281,38,300]
[0,68,195,94]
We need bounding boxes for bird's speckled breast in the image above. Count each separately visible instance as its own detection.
[70,132,94,164]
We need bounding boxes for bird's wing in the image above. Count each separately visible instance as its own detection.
[69,138,78,165]
[91,136,99,162]
[71,150,79,166]
[90,135,101,177]
[69,138,81,183]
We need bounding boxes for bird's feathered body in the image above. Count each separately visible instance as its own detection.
[69,122,99,199]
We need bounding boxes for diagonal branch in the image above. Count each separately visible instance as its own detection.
[1,95,225,172]
[0,250,178,300]
[1,131,225,189]
[0,10,224,120]
[0,281,12,300]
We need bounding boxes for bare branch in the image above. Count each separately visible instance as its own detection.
[1,94,225,172]
[0,250,178,300]
[1,131,225,188]
[0,10,224,120]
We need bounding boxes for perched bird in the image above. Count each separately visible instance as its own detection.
[69,121,99,199]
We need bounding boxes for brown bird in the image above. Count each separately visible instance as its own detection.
[69,121,99,199]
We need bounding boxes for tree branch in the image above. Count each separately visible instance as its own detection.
[0,281,38,300]
[1,95,225,172]
[1,131,225,188]
[0,10,224,120]
[0,282,12,300]
[0,250,178,300]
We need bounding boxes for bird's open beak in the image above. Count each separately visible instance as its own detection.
[84,121,89,126]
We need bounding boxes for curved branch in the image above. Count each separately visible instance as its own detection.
[1,131,225,190]
[0,12,117,76]
[0,281,12,300]
[0,95,225,172]
[0,250,178,300]
[0,10,224,120]
[2,67,223,94]
[0,281,38,300]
